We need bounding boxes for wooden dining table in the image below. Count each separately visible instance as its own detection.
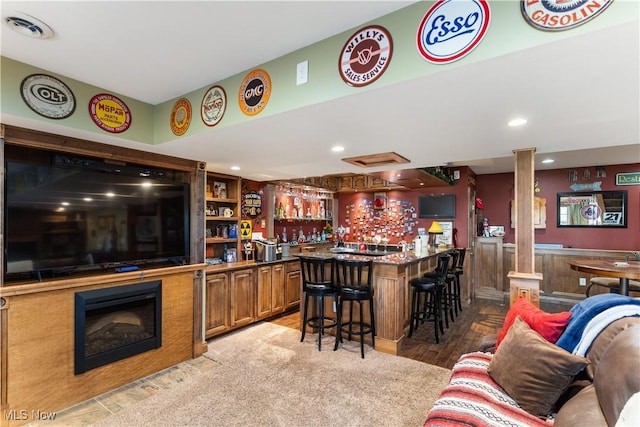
[568,258,640,296]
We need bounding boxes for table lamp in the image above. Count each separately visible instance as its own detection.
[428,220,444,247]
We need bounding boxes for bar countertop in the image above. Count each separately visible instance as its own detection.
[295,247,452,265]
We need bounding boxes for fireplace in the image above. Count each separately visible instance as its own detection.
[74,280,162,374]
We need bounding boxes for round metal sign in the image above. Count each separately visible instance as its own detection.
[20,74,76,119]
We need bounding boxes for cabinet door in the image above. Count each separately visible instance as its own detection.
[511,197,546,229]
[271,263,286,314]
[205,272,230,338]
[256,265,272,320]
[284,261,301,311]
[230,268,255,327]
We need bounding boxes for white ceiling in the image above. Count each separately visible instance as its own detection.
[1,1,639,182]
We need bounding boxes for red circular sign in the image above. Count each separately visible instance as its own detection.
[88,93,131,133]
[339,25,393,87]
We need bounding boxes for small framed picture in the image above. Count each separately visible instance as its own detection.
[373,192,387,209]
[213,181,227,199]
[226,248,237,263]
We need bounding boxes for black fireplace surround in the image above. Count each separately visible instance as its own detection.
[74,280,162,374]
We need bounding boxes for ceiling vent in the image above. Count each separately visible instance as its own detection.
[5,12,53,39]
[342,152,410,168]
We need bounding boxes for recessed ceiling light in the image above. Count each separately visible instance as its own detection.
[508,118,527,127]
[83,197,93,202]
[6,12,53,39]
[541,158,555,164]
[230,166,240,171]
[331,146,344,152]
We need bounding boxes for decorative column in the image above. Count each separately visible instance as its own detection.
[508,148,543,306]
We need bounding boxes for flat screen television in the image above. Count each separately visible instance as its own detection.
[3,145,191,281]
[418,194,456,219]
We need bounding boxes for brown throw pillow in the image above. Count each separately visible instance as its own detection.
[488,316,589,417]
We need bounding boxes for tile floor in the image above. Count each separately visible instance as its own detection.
[27,356,218,426]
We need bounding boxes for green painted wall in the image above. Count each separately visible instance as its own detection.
[2,1,636,146]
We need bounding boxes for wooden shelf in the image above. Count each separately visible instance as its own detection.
[205,237,238,244]
[205,172,241,262]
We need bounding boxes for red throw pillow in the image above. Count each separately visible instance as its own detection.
[496,296,572,349]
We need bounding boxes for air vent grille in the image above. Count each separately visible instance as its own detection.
[342,152,409,168]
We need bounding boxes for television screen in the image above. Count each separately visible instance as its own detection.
[4,145,190,280]
[418,194,456,219]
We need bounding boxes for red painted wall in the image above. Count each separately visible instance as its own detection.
[476,163,640,250]
[336,168,472,248]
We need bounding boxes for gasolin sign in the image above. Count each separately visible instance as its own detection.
[521,0,614,31]
[417,0,491,64]
[339,25,393,87]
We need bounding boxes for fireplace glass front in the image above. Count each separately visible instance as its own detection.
[74,280,162,374]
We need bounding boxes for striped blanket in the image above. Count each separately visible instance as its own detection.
[424,352,552,427]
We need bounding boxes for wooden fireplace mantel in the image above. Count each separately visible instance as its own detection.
[0,264,204,426]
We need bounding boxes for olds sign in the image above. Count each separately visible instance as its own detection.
[521,0,614,32]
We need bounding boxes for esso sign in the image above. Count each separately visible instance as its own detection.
[417,0,491,64]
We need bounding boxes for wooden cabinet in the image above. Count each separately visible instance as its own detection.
[256,263,285,319]
[511,197,546,229]
[284,260,302,310]
[230,268,255,327]
[205,261,300,339]
[473,237,504,300]
[205,172,241,262]
[205,267,255,338]
[205,272,230,337]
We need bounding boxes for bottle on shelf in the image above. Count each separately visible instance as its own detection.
[282,227,288,243]
[277,202,284,219]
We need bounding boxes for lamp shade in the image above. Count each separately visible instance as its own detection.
[428,221,443,234]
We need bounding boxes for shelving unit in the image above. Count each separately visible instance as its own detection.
[205,172,241,263]
[267,183,336,243]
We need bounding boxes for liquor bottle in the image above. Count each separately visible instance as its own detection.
[277,202,284,219]
[282,227,288,243]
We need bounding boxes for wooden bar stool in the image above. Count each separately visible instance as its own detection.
[299,256,338,351]
[452,248,466,314]
[408,254,450,344]
[333,258,375,358]
[586,277,640,297]
[423,251,458,324]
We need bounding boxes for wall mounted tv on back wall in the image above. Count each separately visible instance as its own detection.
[3,145,191,281]
[418,194,456,219]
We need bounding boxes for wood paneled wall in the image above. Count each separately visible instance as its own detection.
[1,267,200,425]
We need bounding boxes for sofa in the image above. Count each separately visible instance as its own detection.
[424,294,640,427]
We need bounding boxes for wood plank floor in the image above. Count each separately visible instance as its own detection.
[269,297,575,369]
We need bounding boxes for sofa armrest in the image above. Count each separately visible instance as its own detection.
[478,333,498,353]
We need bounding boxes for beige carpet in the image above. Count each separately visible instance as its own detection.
[92,322,451,427]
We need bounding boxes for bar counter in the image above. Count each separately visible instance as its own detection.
[298,247,452,355]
